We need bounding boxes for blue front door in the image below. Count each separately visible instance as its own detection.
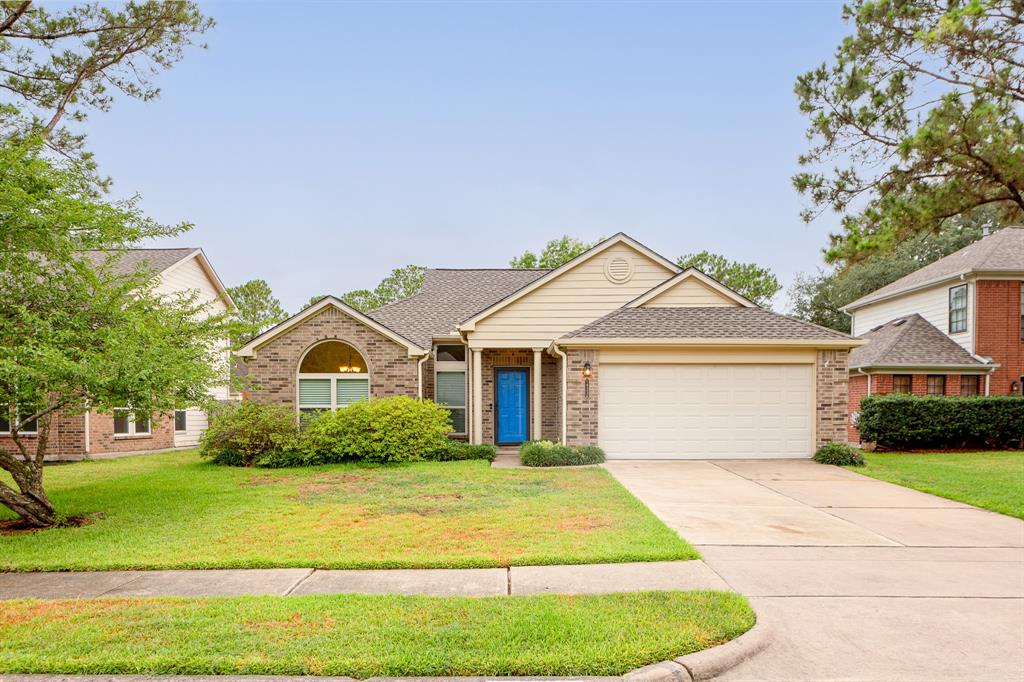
[496,368,529,443]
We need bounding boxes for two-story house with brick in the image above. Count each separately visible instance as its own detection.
[843,227,1024,442]
[0,248,234,460]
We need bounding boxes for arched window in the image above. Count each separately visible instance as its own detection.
[297,341,370,419]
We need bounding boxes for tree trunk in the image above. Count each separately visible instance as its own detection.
[0,481,55,527]
[0,410,57,528]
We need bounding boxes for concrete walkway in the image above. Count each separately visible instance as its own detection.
[0,560,727,600]
[604,459,1024,682]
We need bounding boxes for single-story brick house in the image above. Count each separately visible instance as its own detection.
[236,234,860,459]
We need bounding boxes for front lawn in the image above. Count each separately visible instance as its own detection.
[0,451,695,570]
[0,591,753,676]
[853,451,1024,519]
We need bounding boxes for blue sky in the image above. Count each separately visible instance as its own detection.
[85,0,850,312]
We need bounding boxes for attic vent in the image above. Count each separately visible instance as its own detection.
[604,257,634,284]
[893,319,907,327]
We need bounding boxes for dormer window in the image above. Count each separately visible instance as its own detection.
[949,284,968,334]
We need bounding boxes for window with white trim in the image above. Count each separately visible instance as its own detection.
[174,409,188,432]
[0,404,38,435]
[297,341,370,422]
[113,409,150,436]
[434,345,467,434]
[949,284,968,334]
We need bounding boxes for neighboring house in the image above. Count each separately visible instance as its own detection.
[236,234,859,459]
[0,248,234,461]
[844,227,1024,442]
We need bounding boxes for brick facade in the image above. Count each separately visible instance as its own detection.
[245,306,419,407]
[563,349,599,446]
[0,408,175,460]
[975,279,1023,396]
[815,349,849,447]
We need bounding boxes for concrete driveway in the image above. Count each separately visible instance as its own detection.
[605,459,1024,682]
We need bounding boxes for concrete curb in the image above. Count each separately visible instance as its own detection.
[623,619,771,682]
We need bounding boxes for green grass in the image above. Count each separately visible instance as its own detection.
[852,451,1024,519]
[0,591,753,677]
[0,451,695,570]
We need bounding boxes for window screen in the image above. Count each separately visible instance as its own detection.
[174,409,187,432]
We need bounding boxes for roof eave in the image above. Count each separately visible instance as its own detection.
[849,362,998,373]
[554,337,864,348]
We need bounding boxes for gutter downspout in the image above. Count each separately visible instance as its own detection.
[856,368,872,396]
[417,354,430,400]
[551,343,568,445]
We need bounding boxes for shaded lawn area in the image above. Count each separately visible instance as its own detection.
[0,451,695,571]
[852,451,1024,520]
[0,591,753,676]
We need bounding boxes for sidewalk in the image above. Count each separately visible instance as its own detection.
[0,560,727,599]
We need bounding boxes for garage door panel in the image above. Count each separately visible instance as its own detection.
[599,363,813,459]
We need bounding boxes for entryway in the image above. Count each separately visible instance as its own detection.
[495,368,529,444]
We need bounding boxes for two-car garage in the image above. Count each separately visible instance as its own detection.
[597,362,815,460]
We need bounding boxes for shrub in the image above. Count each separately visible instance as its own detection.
[300,396,453,463]
[858,394,1024,450]
[427,440,497,462]
[200,401,299,467]
[520,440,606,467]
[813,441,864,466]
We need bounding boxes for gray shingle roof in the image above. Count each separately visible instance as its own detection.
[83,248,198,276]
[562,307,853,341]
[847,227,1024,309]
[366,268,549,348]
[849,314,987,369]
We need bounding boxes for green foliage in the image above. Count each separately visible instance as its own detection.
[794,0,1024,264]
[858,395,1024,450]
[226,279,288,349]
[300,397,453,463]
[427,441,498,462]
[676,251,781,308]
[0,2,214,184]
[789,213,1001,332]
[510,236,601,269]
[0,139,228,526]
[0,591,754,677]
[199,402,299,467]
[813,441,865,467]
[341,265,426,312]
[520,440,607,467]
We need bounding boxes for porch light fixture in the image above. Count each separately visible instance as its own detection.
[582,362,592,378]
[1012,380,1020,394]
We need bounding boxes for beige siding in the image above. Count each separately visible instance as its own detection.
[599,347,817,364]
[851,279,973,353]
[640,277,741,307]
[173,408,208,448]
[154,255,232,400]
[468,243,675,348]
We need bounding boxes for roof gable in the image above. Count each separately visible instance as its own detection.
[459,233,680,331]
[628,269,754,308]
[846,227,1024,310]
[235,296,428,357]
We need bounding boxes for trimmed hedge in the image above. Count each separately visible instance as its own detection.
[299,396,453,463]
[813,441,864,466]
[427,441,497,462]
[858,394,1024,450]
[520,440,606,467]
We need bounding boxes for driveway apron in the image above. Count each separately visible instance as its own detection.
[604,460,1024,682]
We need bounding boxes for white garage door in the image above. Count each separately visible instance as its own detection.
[599,364,813,459]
